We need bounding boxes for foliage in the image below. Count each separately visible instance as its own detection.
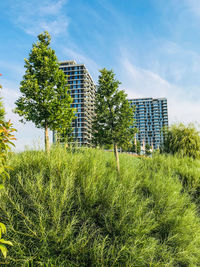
[0,222,13,259]
[146,153,200,213]
[145,143,151,156]
[163,123,200,159]
[1,147,200,265]
[92,68,134,171]
[0,120,16,179]
[129,139,141,155]
[135,140,141,154]
[15,31,75,153]
[0,84,5,121]
[0,89,15,259]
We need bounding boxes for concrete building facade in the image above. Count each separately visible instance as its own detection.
[59,60,96,146]
[128,98,168,149]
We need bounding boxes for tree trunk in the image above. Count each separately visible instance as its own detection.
[45,125,50,154]
[114,143,120,173]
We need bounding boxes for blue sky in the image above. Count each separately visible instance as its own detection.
[0,0,200,150]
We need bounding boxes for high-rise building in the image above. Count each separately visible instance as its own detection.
[58,60,96,146]
[128,98,168,149]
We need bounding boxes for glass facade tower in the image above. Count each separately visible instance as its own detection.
[58,60,96,146]
[128,98,168,149]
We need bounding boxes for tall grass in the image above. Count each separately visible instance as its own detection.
[0,147,200,266]
[146,153,200,212]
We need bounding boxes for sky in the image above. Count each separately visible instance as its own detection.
[0,0,200,151]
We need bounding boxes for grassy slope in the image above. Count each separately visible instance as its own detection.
[1,147,200,266]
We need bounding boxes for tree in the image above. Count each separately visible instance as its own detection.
[15,31,75,153]
[92,68,134,172]
[162,123,200,159]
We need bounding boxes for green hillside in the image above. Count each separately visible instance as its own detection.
[1,147,200,266]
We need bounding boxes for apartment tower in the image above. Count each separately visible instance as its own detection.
[128,98,168,149]
[58,60,96,146]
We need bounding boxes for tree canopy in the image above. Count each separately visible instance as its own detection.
[163,123,200,159]
[15,31,75,152]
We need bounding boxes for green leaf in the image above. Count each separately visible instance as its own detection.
[0,223,6,234]
[0,184,4,190]
[0,239,13,246]
[0,244,7,258]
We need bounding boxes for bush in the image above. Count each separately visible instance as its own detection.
[163,123,200,159]
[0,85,16,259]
[1,147,200,266]
[0,120,16,259]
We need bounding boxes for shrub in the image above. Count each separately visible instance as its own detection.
[1,148,200,265]
[0,91,16,259]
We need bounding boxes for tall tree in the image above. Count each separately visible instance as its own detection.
[92,68,134,172]
[15,31,75,153]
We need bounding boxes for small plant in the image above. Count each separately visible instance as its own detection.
[0,120,16,176]
[0,222,13,258]
[0,120,16,258]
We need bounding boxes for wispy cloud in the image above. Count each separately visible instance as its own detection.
[0,61,24,80]
[10,0,69,36]
[117,37,200,101]
[61,47,100,80]
[0,79,50,151]
[145,40,200,90]
[118,57,200,124]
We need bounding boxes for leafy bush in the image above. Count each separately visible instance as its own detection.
[1,147,200,266]
[0,87,16,259]
[0,120,16,178]
[163,123,200,159]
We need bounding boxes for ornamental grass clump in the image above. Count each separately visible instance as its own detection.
[1,147,200,266]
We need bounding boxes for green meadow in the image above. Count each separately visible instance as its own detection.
[1,147,200,266]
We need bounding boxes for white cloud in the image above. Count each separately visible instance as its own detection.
[118,58,200,124]
[148,40,200,89]
[11,0,69,36]
[39,0,67,15]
